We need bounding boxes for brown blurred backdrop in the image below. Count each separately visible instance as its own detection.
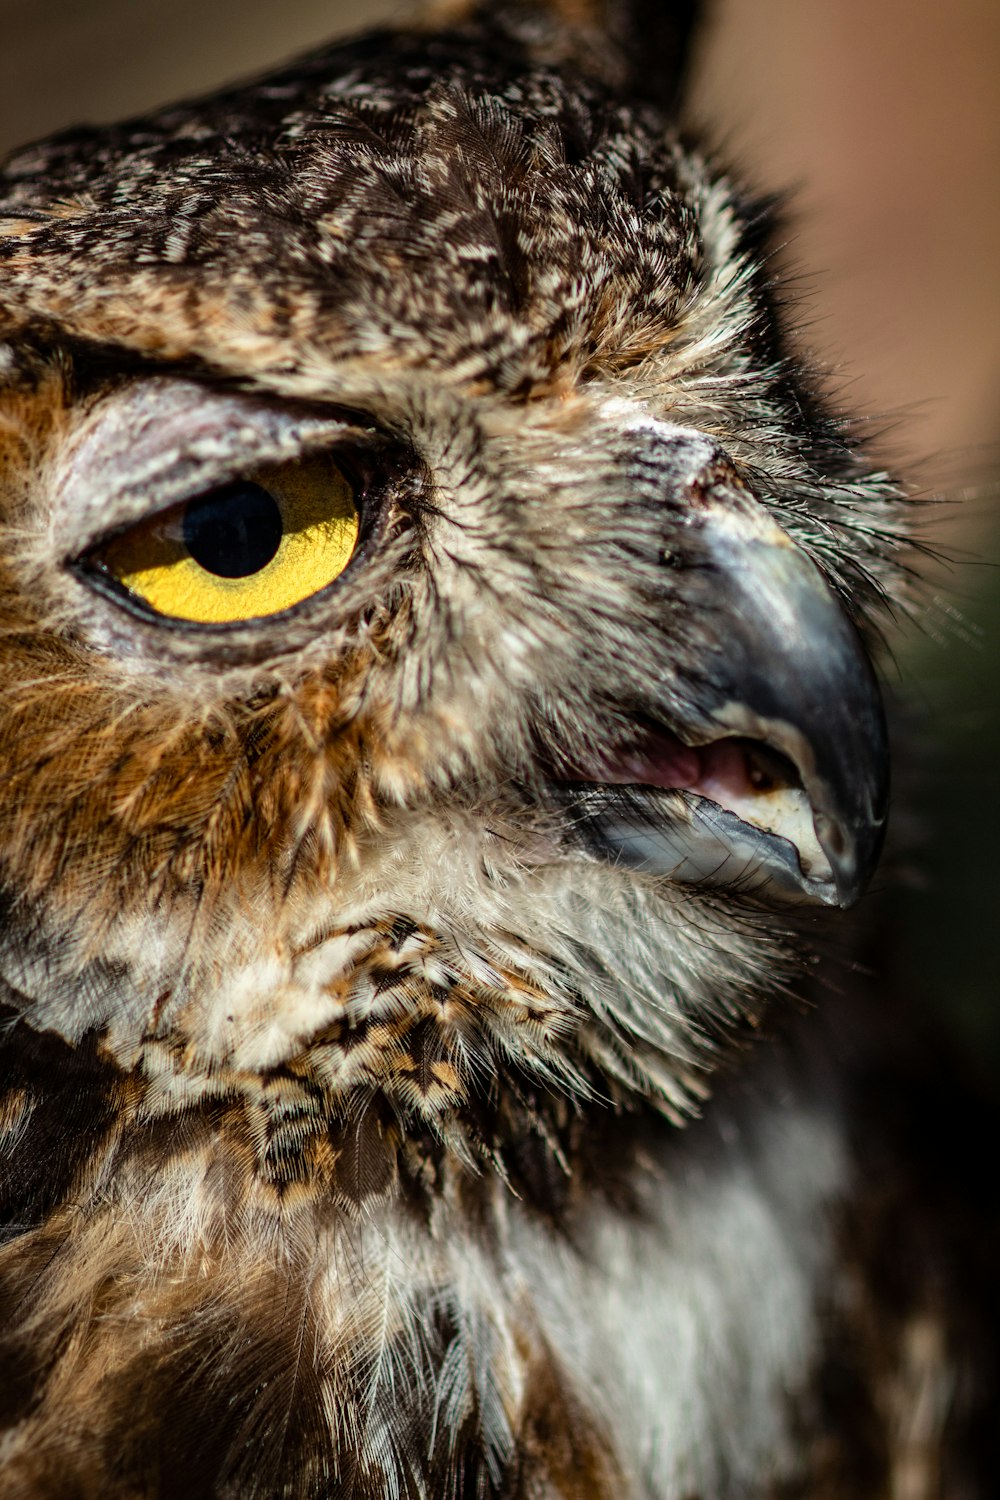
[2,0,998,1063]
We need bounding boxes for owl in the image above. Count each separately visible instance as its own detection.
[0,0,994,1496]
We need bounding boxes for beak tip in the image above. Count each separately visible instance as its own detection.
[823,815,888,909]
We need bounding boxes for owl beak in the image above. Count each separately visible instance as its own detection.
[563,485,890,908]
[686,503,889,906]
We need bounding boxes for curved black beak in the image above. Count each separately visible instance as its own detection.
[565,468,890,909]
[682,485,889,905]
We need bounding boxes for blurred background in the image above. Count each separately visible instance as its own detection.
[1,0,997,1076]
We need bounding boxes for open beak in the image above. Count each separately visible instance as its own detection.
[560,477,889,908]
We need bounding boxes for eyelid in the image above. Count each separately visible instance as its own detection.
[52,378,376,560]
[83,444,370,557]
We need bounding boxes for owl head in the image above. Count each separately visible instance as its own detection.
[0,0,903,1191]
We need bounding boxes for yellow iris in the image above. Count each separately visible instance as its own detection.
[97,454,360,624]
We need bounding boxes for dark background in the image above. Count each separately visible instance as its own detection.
[1,0,997,1077]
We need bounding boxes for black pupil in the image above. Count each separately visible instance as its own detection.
[182,482,283,578]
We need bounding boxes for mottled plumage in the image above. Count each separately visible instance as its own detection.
[0,2,993,1496]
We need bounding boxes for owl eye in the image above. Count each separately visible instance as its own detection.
[89,452,360,624]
